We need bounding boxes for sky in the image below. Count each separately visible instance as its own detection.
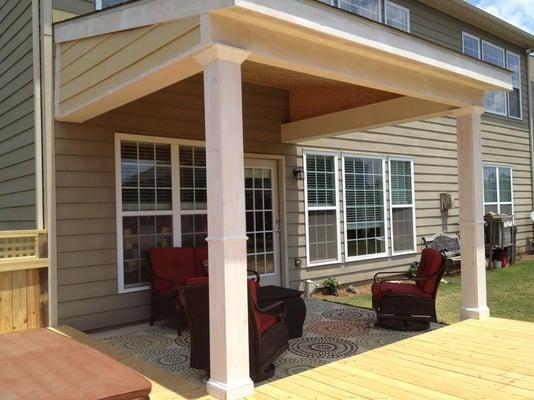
[466,0,534,34]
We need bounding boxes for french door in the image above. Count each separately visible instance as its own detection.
[244,159,281,286]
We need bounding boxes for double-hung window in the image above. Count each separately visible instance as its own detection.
[338,0,381,22]
[304,151,341,266]
[462,32,522,119]
[384,1,410,32]
[116,134,207,293]
[483,165,513,215]
[389,158,416,254]
[482,41,507,116]
[343,155,388,260]
[506,51,522,119]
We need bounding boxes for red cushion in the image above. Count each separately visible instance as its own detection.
[247,280,277,335]
[415,248,444,294]
[149,247,196,293]
[186,276,209,286]
[194,246,209,276]
[372,281,432,303]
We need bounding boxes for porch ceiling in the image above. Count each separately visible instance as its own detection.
[54,0,513,127]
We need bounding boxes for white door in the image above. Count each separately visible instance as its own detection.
[244,159,281,286]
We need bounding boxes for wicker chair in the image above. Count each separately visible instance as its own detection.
[371,248,445,331]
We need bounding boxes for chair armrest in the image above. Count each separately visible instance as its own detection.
[247,269,261,285]
[257,300,286,321]
[373,271,411,283]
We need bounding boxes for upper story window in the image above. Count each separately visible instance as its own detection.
[384,1,410,32]
[96,0,130,10]
[318,0,410,32]
[462,32,522,120]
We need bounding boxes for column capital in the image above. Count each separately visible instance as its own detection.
[454,105,485,117]
[194,43,250,67]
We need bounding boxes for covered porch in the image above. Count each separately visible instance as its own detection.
[53,0,513,398]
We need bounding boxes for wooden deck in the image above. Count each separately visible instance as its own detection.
[56,317,534,400]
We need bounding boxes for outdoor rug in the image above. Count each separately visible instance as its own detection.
[93,299,441,383]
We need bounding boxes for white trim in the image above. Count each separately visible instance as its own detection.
[506,50,523,120]
[341,152,389,262]
[95,0,103,10]
[303,149,341,267]
[481,40,508,117]
[115,133,205,294]
[388,157,417,255]
[384,0,410,33]
[462,32,481,59]
[483,164,514,215]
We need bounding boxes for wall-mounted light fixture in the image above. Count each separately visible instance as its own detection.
[293,167,305,180]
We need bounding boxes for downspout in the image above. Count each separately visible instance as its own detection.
[527,50,534,216]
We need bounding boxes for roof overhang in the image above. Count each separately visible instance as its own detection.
[54,0,513,123]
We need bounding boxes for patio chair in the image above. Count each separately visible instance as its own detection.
[148,246,208,334]
[371,248,445,331]
[181,279,289,382]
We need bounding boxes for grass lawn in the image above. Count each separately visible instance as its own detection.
[326,260,534,324]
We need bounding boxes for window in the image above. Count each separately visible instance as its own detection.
[385,1,410,32]
[116,134,207,292]
[462,32,480,59]
[506,51,522,119]
[483,165,513,215]
[304,151,340,266]
[96,0,130,10]
[343,155,388,260]
[389,159,416,254]
[482,41,507,116]
[462,33,522,119]
[338,0,381,22]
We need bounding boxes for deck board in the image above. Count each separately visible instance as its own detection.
[54,317,534,400]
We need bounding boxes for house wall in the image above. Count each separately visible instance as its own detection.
[0,0,37,230]
[55,77,291,330]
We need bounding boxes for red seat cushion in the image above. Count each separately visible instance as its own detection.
[194,246,209,276]
[415,248,444,294]
[186,276,209,286]
[247,280,277,336]
[149,247,196,293]
[372,281,433,302]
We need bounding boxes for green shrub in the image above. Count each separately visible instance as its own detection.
[322,277,340,296]
[408,261,419,278]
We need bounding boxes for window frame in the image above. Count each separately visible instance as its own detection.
[337,0,382,23]
[505,50,523,120]
[481,40,508,117]
[462,32,481,59]
[384,0,410,33]
[115,132,206,293]
[388,157,417,256]
[303,149,342,267]
[483,163,514,215]
[95,0,103,10]
[342,152,389,262]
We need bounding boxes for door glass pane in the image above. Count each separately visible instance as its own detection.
[245,167,276,275]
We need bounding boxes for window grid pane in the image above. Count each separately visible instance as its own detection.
[344,156,386,258]
[308,210,338,263]
[462,34,480,58]
[389,159,415,253]
[385,1,409,32]
[306,154,337,208]
[483,166,513,215]
[506,52,521,118]
[390,160,413,206]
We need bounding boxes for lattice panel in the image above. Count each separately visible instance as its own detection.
[0,236,38,259]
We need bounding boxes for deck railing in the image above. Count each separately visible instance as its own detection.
[0,230,49,333]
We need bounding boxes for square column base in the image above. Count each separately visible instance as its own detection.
[207,378,254,400]
[461,306,490,320]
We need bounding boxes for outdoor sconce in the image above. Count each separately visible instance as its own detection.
[293,167,305,180]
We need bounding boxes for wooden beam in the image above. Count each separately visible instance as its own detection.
[281,97,456,143]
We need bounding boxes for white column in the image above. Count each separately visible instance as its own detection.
[456,106,490,320]
[194,44,253,400]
